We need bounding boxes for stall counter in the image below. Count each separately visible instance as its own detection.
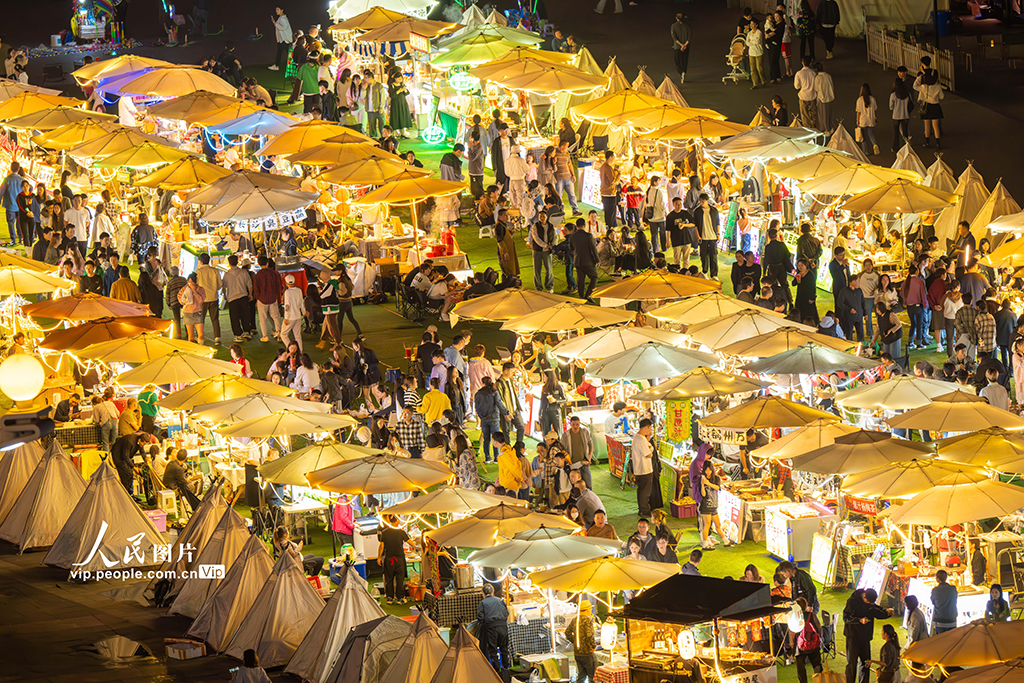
[904,576,989,628]
[765,501,837,562]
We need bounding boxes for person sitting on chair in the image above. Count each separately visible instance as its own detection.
[162,449,202,511]
[272,525,325,576]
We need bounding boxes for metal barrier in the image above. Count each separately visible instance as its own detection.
[865,24,957,90]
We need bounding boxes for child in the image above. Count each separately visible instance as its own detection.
[623,178,644,229]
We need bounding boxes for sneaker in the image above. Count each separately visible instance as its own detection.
[260,336,270,342]
[214,337,221,346]
[826,51,834,59]
[268,65,280,71]
[873,144,881,156]
[399,597,408,604]
[386,598,395,605]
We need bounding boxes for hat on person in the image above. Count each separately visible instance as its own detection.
[285,274,295,284]
[579,600,592,615]
[545,430,559,441]
[426,325,438,333]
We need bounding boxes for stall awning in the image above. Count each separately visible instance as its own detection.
[353,40,408,58]
[620,575,772,625]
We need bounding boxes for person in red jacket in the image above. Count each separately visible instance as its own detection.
[254,255,283,342]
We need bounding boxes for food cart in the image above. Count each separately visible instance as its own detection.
[764,501,838,563]
[718,481,789,546]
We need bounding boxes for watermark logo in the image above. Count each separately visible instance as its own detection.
[198,565,225,579]
[69,520,200,582]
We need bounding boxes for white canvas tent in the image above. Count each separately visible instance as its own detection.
[924,154,957,193]
[827,125,869,163]
[379,614,448,683]
[286,563,387,683]
[552,47,604,132]
[167,506,249,618]
[427,624,502,683]
[656,75,689,107]
[934,163,989,244]
[631,68,658,96]
[0,442,43,525]
[187,534,274,652]
[460,4,487,30]
[973,180,1021,243]
[0,440,85,552]
[484,9,507,26]
[892,142,927,177]
[585,58,632,155]
[43,460,165,572]
[322,615,412,683]
[224,550,325,667]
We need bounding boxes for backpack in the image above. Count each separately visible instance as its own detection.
[796,619,820,651]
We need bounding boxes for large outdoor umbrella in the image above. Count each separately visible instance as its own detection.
[888,474,1024,526]
[317,155,429,186]
[355,171,465,204]
[501,302,636,333]
[755,418,852,461]
[936,427,1024,469]
[639,116,748,141]
[437,25,542,48]
[946,659,1024,683]
[592,270,720,301]
[490,45,572,63]
[449,288,581,323]
[70,128,175,159]
[700,395,835,429]
[192,393,332,424]
[258,441,384,487]
[837,376,976,410]
[186,101,265,126]
[118,67,237,97]
[0,92,84,121]
[356,16,462,43]
[571,89,673,123]
[212,110,297,137]
[38,316,171,351]
[329,6,410,31]
[986,235,1024,269]
[288,142,401,166]
[423,503,578,547]
[719,327,857,357]
[741,343,881,376]
[789,430,934,475]
[902,622,1024,667]
[72,55,176,83]
[77,332,212,364]
[334,0,433,16]
[585,342,718,381]
[493,63,608,94]
[629,367,771,401]
[0,251,52,272]
[135,157,233,190]
[255,123,365,157]
[322,128,380,145]
[0,81,59,102]
[648,292,765,326]
[468,52,576,80]
[31,119,121,150]
[144,89,241,121]
[201,187,320,223]
[4,106,114,131]
[22,292,151,320]
[551,327,688,360]
[840,178,957,214]
[0,267,74,295]
[216,409,358,438]
[159,373,293,411]
[431,36,523,68]
[842,458,986,499]
[185,170,301,206]
[381,485,526,516]
[529,556,680,593]
[767,151,861,181]
[93,142,195,169]
[686,309,814,351]
[604,105,727,130]
[467,535,619,569]
[118,351,240,385]
[799,164,922,196]
[307,453,453,495]
[704,125,818,155]
[886,391,1024,431]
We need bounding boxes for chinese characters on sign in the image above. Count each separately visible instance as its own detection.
[408,32,430,52]
[844,495,880,516]
[664,399,692,444]
[72,521,195,569]
[698,422,746,446]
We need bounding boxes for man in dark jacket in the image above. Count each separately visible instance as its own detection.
[816,0,841,59]
[31,226,51,262]
[829,246,850,310]
[490,124,510,193]
[995,299,1017,367]
[478,583,510,670]
[439,144,465,182]
[163,449,202,510]
[164,266,187,340]
[570,218,600,301]
[690,194,720,278]
[111,432,144,495]
[762,226,794,299]
[842,588,893,683]
[78,259,104,294]
[837,272,865,341]
[530,211,556,293]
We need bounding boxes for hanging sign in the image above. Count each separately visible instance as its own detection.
[408,32,430,53]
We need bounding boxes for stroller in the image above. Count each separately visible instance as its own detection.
[723,33,750,85]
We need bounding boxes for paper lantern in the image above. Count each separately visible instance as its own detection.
[677,629,696,660]
[335,188,350,203]
[0,354,45,402]
[787,604,806,633]
[600,618,618,650]
[336,202,351,218]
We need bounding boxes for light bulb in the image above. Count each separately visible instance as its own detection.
[677,629,696,660]
[0,354,44,402]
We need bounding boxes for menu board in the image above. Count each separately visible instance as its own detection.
[698,422,747,446]
[765,507,789,560]
[856,557,889,595]
[718,489,744,545]
[664,399,692,444]
[809,533,836,586]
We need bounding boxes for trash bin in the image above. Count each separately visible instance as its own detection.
[932,10,953,36]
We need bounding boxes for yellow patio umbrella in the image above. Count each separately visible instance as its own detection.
[287,142,401,166]
[551,327,689,360]
[117,351,240,385]
[38,316,171,351]
[887,391,1024,431]
[888,473,1024,526]
[842,458,986,499]
[789,430,935,475]
[628,367,771,401]
[529,556,680,593]
[185,169,301,207]
[756,418,852,461]
[255,123,358,157]
[837,376,976,410]
[904,623,1024,667]
[135,157,233,190]
[768,150,861,181]
[201,186,320,223]
[70,129,175,159]
[467,535,619,569]
[77,332,213,364]
[699,395,836,429]
[356,173,465,257]
[145,89,241,121]
[192,393,332,423]
[316,155,429,186]
[0,81,59,102]
[329,6,410,31]
[946,659,1024,683]
[307,453,454,496]
[937,427,1024,472]
[158,373,293,411]
[800,164,922,196]
[0,92,84,121]
[31,119,121,150]
[985,235,1024,269]
[216,409,359,438]
[0,251,51,273]
[72,55,176,83]
[430,36,523,68]
[357,17,461,43]
[686,309,814,351]
[719,326,858,356]
[741,343,881,376]
[93,141,195,169]
[118,67,237,97]
[840,178,957,214]
[500,302,636,333]
[491,45,572,63]
[21,292,150,320]
[449,288,582,324]
[648,291,761,326]
[423,503,578,547]
[437,25,542,48]
[571,89,673,123]
[186,101,265,126]
[321,127,378,145]
[382,484,527,516]
[639,115,750,140]
[0,266,74,295]
[605,105,727,131]
[5,106,114,131]
[591,270,720,301]
[482,62,607,95]
[258,441,384,487]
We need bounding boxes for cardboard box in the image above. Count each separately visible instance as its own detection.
[144,509,167,533]
[520,653,569,682]
[165,639,207,660]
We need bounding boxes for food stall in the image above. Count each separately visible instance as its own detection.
[764,501,837,563]
[809,520,890,589]
[718,481,789,546]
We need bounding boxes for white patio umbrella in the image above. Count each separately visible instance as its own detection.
[756,418,854,461]
[381,485,526,516]
[685,309,814,351]
[886,391,1024,432]
[216,410,358,437]
[307,454,453,495]
[202,187,321,223]
[836,376,976,410]
[584,342,718,381]
[551,327,689,360]
[888,474,1024,526]
[466,535,620,569]
[789,430,934,475]
[191,393,332,424]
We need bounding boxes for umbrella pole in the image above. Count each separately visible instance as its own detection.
[548,587,557,652]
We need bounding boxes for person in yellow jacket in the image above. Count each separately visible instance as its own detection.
[495,432,525,493]
[418,377,452,424]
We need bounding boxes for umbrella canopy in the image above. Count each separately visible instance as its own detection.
[467,535,620,569]
[704,125,817,154]
[186,101,266,126]
[0,251,53,272]
[842,458,986,499]
[638,116,747,141]
[592,270,720,301]
[22,292,151,321]
[800,164,922,196]
[317,155,430,186]
[605,106,727,131]
[356,173,465,206]
[30,118,121,150]
[985,234,1024,269]
[77,332,212,364]
[756,418,852,461]
[937,427,1024,471]
[185,169,301,207]
[468,54,577,82]
[0,81,59,102]
[686,309,814,351]
[741,343,881,375]
[256,123,365,157]
[332,0,433,15]
[322,127,380,145]
[145,89,241,121]
[118,67,237,97]
[288,141,401,166]
[584,342,718,381]
[551,327,689,360]
[491,46,573,64]
[159,373,294,411]
[92,141,195,169]
[118,351,240,385]
[0,266,74,295]
[841,179,957,214]
[887,391,1024,431]
[70,128,175,159]
[423,503,578,547]
[768,151,860,181]
[529,556,680,593]
[216,410,358,438]
[450,288,581,323]
[437,25,541,48]
[485,62,608,95]
[0,92,84,121]
[381,485,527,516]
[307,453,453,495]
[329,6,410,30]
[38,316,171,351]
[888,474,1024,526]
[5,106,114,131]
[719,326,858,357]
[192,393,332,424]
[985,210,1024,236]
[648,292,766,326]
[571,89,673,123]
[500,302,636,333]
[431,36,524,68]
[357,17,461,42]
[73,55,176,83]
[259,441,384,487]
[202,187,321,223]
[212,110,297,137]
[790,430,935,475]
[629,367,771,401]
[700,396,836,429]
[135,156,233,190]
[905,624,1024,668]
[947,659,1024,683]
[837,376,976,410]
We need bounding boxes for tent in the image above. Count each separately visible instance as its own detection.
[427,624,502,683]
[892,142,927,177]
[167,506,250,618]
[286,564,387,683]
[587,58,632,155]
[934,163,989,244]
[631,67,658,96]
[43,460,165,572]
[187,534,275,651]
[224,550,326,667]
[552,47,603,130]
[322,615,412,683]
[826,125,870,163]
[621,574,781,624]
[0,442,43,525]
[379,614,448,683]
[924,154,957,193]
[974,180,1021,242]
[656,75,689,107]
[0,440,86,552]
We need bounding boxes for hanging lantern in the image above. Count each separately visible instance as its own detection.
[336,202,351,218]
[677,629,696,660]
[600,618,618,650]
[319,191,332,204]
[787,603,806,633]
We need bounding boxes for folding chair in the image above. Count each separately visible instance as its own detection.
[41,64,67,87]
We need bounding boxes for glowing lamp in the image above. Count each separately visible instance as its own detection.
[422,125,446,145]
[600,618,618,650]
[677,629,696,660]
[448,72,479,92]
[787,603,806,633]
[0,354,44,403]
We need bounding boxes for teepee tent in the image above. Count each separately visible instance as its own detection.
[168,506,250,618]
[427,624,503,683]
[586,58,632,155]
[43,460,164,571]
[924,154,957,193]
[892,142,928,177]
[379,614,448,683]
[934,163,989,243]
[631,68,658,96]
[322,615,413,683]
[0,442,43,525]
[224,550,325,667]
[286,564,387,683]
[974,180,1021,242]
[553,47,604,127]
[0,440,86,552]
[656,75,690,107]
[460,4,487,29]
[187,534,275,651]
[827,125,870,163]
[485,9,508,26]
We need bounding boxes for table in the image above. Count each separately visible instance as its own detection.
[281,499,330,544]
[423,588,483,627]
[214,463,246,491]
[718,488,790,546]
[408,250,470,271]
[836,543,878,586]
[53,422,102,449]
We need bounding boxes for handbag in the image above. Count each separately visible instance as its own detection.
[644,205,655,221]
[855,127,863,142]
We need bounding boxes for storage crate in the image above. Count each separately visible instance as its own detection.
[671,501,698,518]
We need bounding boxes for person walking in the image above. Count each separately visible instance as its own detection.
[269,7,292,71]
[362,70,386,138]
[254,256,282,342]
[797,0,816,60]
[692,194,720,278]
[644,176,667,252]
[793,597,823,683]
[671,14,691,83]
[280,274,305,352]
[915,57,944,148]
[855,83,880,156]
[467,132,485,200]
[889,67,914,152]
[554,141,581,217]
[765,11,783,83]
[632,418,655,516]
[195,252,222,346]
[747,19,765,89]
[594,0,623,16]
[599,151,618,228]
[530,210,556,293]
[377,515,410,604]
[223,254,254,343]
[566,601,597,683]
[814,62,835,132]
[571,218,600,301]
[816,0,841,59]
[794,56,818,128]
